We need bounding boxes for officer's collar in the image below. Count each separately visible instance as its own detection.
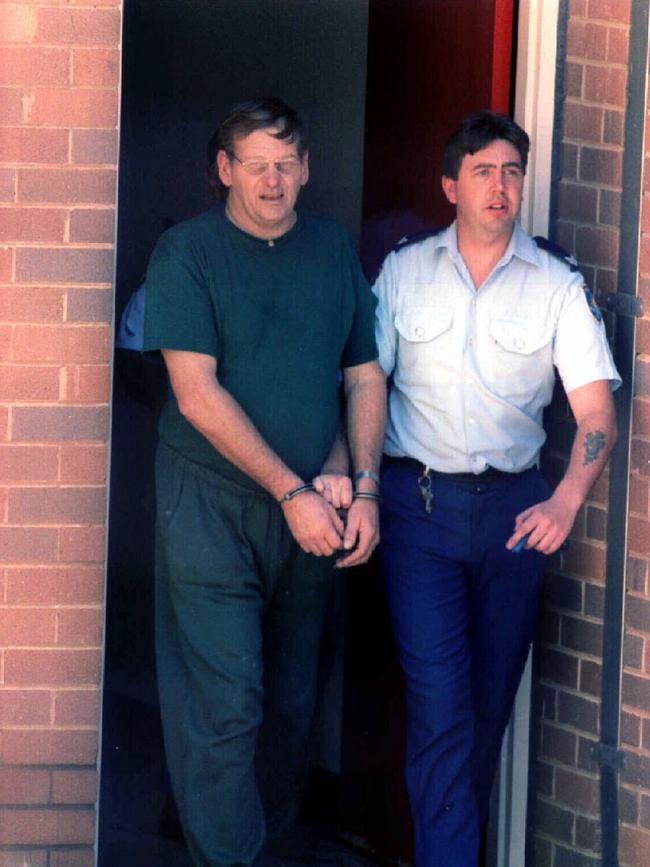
[436,221,542,269]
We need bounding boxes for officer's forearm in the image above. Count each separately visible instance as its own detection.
[553,407,617,515]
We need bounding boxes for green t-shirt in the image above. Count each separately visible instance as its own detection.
[143,205,377,490]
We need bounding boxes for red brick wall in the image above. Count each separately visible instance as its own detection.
[528,1,650,865]
[0,2,120,863]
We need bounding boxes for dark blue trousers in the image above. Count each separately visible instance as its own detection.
[380,462,549,867]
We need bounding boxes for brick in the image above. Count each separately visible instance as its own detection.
[11,405,109,442]
[555,768,600,815]
[586,506,606,541]
[541,722,577,764]
[67,287,113,323]
[70,207,115,243]
[13,324,111,362]
[0,127,69,164]
[50,851,94,867]
[0,366,59,401]
[555,844,600,866]
[629,515,650,556]
[0,527,58,563]
[622,671,650,709]
[51,769,97,804]
[4,649,101,685]
[29,87,118,129]
[625,632,644,669]
[631,438,650,475]
[0,87,24,124]
[0,807,95,845]
[0,246,13,282]
[0,47,69,87]
[533,836,552,867]
[58,525,106,562]
[623,749,650,788]
[35,7,121,46]
[0,689,50,725]
[0,325,11,361]
[558,690,599,734]
[594,268,617,299]
[8,486,106,525]
[71,129,118,165]
[564,102,603,142]
[0,768,50,805]
[642,795,650,830]
[15,248,114,285]
[537,683,556,720]
[562,540,606,580]
[567,21,608,61]
[575,814,600,851]
[5,566,104,605]
[580,659,601,696]
[0,287,65,323]
[60,444,107,483]
[599,188,621,225]
[535,797,574,842]
[561,615,603,655]
[584,65,627,107]
[64,364,111,403]
[0,853,46,867]
[557,182,598,223]
[540,648,579,688]
[580,147,623,186]
[0,208,66,243]
[0,608,56,645]
[57,608,102,646]
[575,225,618,268]
[607,26,629,64]
[560,143,578,180]
[565,63,583,99]
[589,0,631,23]
[54,688,100,725]
[0,406,8,441]
[603,110,625,147]
[0,6,36,43]
[626,595,650,633]
[72,48,119,86]
[18,168,116,205]
[620,825,650,867]
[555,220,576,253]
[626,555,647,593]
[621,711,642,747]
[0,730,98,766]
[621,785,640,823]
[540,608,560,644]
[0,168,16,202]
[535,760,554,797]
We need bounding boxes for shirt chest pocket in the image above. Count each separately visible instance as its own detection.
[394,306,455,383]
[488,317,554,400]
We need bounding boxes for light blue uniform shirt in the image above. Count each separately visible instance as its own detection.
[373,221,621,474]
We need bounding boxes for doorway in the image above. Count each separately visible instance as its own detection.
[99,1,517,864]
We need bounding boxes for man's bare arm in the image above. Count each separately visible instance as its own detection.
[507,379,617,555]
[162,349,344,556]
[336,360,387,568]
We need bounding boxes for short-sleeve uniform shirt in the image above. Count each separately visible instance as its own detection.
[373,221,621,474]
[144,205,377,490]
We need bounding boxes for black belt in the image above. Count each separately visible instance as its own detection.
[382,454,513,484]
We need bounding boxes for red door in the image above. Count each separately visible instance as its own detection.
[339,2,515,863]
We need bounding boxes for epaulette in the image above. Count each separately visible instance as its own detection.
[533,236,580,272]
[393,227,443,253]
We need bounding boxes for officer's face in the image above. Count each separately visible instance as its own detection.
[441,139,524,243]
[217,127,309,239]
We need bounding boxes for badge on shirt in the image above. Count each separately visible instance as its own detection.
[582,285,602,322]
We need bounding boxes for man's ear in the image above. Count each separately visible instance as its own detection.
[217,150,233,188]
[299,150,309,187]
[441,176,457,205]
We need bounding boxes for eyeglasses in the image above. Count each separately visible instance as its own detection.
[228,152,303,176]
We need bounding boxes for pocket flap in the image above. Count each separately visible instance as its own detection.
[489,318,551,355]
[395,306,454,342]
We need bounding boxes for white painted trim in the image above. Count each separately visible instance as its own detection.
[496,2,560,865]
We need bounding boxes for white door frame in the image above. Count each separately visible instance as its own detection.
[497,1,560,864]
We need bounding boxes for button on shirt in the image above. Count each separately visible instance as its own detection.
[373,222,621,474]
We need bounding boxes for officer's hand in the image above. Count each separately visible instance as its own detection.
[281,492,345,556]
[506,493,578,556]
[335,499,379,568]
[312,473,353,510]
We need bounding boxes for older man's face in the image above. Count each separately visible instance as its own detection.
[217,127,308,239]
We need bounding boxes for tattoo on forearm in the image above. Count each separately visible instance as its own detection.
[583,430,606,466]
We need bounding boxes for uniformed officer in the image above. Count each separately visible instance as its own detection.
[372,111,620,867]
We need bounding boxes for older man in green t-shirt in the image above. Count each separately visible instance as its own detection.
[143,98,386,867]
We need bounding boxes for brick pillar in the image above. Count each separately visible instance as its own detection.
[529,1,636,865]
[0,3,121,864]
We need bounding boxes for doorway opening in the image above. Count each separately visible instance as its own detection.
[99,1,517,864]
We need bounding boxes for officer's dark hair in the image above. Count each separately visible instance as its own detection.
[206,97,307,196]
[442,110,530,180]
